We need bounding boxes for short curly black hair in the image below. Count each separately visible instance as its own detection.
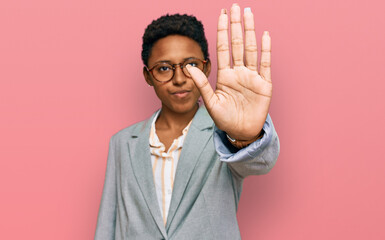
[141,14,209,66]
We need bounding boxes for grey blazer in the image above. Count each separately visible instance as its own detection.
[95,106,280,240]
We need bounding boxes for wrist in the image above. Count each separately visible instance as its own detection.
[226,130,264,149]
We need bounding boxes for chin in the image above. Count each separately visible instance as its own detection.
[167,102,199,114]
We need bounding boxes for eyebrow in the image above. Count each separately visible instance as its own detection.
[153,57,199,65]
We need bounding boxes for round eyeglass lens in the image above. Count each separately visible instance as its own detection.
[182,59,204,78]
[153,63,174,82]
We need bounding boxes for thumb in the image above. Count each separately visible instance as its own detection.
[186,65,215,105]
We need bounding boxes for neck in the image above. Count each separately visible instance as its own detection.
[156,103,199,130]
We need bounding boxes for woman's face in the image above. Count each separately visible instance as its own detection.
[144,35,211,115]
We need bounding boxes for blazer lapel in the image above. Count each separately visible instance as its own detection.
[166,106,214,229]
[128,111,167,238]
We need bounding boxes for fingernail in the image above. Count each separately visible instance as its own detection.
[232,3,239,7]
[244,7,251,13]
[264,31,269,36]
[221,8,227,14]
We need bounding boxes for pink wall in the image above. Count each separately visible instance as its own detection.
[1,0,384,239]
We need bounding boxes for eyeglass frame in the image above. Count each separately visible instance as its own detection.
[145,57,209,83]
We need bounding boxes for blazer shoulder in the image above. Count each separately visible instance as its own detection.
[111,117,152,141]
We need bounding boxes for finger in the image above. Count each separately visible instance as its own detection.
[186,65,215,104]
[230,3,244,67]
[244,8,258,71]
[260,31,272,82]
[217,9,230,70]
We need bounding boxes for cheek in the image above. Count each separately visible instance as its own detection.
[152,85,167,100]
[193,89,201,99]
[192,84,201,98]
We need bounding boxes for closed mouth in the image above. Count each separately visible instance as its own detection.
[171,90,191,94]
[171,90,191,98]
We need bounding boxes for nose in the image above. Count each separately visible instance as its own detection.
[172,64,187,85]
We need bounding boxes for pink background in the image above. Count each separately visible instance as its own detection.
[1,0,384,239]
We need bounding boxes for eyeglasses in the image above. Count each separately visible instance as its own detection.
[146,58,208,82]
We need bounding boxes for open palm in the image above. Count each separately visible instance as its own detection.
[187,4,272,140]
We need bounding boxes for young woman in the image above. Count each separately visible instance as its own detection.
[95,4,280,240]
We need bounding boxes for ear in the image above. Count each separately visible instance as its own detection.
[204,59,211,77]
[143,67,153,86]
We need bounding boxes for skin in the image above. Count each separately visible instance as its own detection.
[144,3,272,151]
[187,4,272,141]
[143,35,211,151]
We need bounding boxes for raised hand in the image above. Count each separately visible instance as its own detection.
[187,3,272,141]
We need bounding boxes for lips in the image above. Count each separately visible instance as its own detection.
[171,90,191,98]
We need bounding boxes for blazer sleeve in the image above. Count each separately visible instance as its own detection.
[95,136,117,240]
[213,114,280,178]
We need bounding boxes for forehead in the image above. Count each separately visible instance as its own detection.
[148,35,204,65]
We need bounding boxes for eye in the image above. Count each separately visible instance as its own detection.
[186,62,198,67]
[158,66,171,72]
